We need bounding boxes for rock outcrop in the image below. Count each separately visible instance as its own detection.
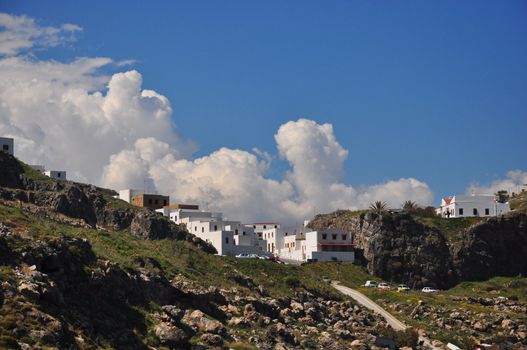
[309,211,455,288]
[309,210,527,288]
[452,213,527,281]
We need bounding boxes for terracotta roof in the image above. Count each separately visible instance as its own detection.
[443,198,452,205]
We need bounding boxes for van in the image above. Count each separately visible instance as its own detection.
[364,280,377,288]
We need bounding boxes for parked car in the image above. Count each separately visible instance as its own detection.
[364,280,378,288]
[377,283,391,290]
[397,284,410,292]
[421,287,439,293]
[248,254,260,259]
[235,253,251,258]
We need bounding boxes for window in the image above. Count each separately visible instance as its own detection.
[243,231,246,236]
[322,234,327,240]
[473,208,478,216]
[194,226,197,231]
[57,173,61,178]
[235,229,238,234]
[459,208,463,216]
[263,225,267,229]
[253,225,256,228]
[201,227,204,233]
[225,237,229,244]
[155,199,159,204]
[214,225,218,231]
[274,225,277,228]
[342,234,347,240]
[2,145,8,151]
[163,200,167,206]
[485,208,490,215]
[332,234,337,240]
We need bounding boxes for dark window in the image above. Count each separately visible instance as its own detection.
[225,237,229,244]
[473,208,478,216]
[214,225,218,231]
[148,199,153,204]
[459,208,463,216]
[235,229,238,234]
[322,234,327,240]
[342,234,347,240]
[332,234,337,240]
[253,225,256,228]
[243,231,246,236]
[274,225,277,228]
[194,226,197,231]
[163,200,167,205]
[3,145,8,151]
[263,225,266,229]
[57,173,61,178]
[155,199,159,204]
[202,227,204,233]
[485,208,490,215]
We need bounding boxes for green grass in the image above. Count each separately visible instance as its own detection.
[417,216,484,242]
[510,191,527,213]
[19,162,52,182]
[104,195,136,210]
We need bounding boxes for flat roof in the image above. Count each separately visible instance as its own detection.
[253,222,279,225]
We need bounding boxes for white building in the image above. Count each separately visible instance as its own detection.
[44,170,67,181]
[118,189,144,203]
[276,227,355,262]
[157,205,267,256]
[437,195,510,218]
[0,137,14,156]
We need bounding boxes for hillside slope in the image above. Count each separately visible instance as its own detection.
[0,153,397,349]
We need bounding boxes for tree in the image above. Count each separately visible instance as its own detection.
[402,200,418,212]
[369,201,388,214]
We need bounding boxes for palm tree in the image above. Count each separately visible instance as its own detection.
[402,200,418,212]
[369,201,388,214]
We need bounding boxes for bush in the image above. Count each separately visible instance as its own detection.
[379,327,419,347]
[284,276,301,289]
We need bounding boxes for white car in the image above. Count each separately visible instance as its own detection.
[421,287,439,293]
[364,280,378,288]
[377,283,391,290]
[235,253,251,258]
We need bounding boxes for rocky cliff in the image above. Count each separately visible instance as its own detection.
[308,210,527,289]
[452,213,527,281]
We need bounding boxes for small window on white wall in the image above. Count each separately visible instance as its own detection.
[485,208,490,215]
[459,208,464,216]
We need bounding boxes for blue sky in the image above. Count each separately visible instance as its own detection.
[2,0,526,205]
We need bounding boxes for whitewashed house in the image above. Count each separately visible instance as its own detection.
[118,189,144,203]
[44,170,67,181]
[276,227,355,262]
[156,205,267,256]
[0,137,14,155]
[438,195,510,218]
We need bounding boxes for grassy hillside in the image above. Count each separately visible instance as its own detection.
[510,190,527,213]
[0,202,338,299]
[302,260,527,346]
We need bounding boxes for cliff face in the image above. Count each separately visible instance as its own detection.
[452,213,527,281]
[309,212,455,288]
[309,210,527,288]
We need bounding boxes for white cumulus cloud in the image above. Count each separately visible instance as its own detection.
[466,170,527,196]
[0,12,437,224]
[0,13,81,56]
